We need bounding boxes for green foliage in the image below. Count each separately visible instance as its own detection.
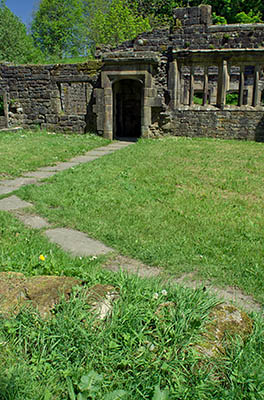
[193,93,203,104]
[89,0,151,47]
[127,0,263,25]
[152,385,170,399]
[0,0,44,64]
[235,10,262,23]
[67,371,128,399]
[212,12,227,25]
[226,92,239,105]
[31,0,89,58]
[202,0,263,24]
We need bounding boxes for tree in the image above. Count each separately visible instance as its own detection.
[31,0,88,58]
[89,0,151,47]
[0,0,44,64]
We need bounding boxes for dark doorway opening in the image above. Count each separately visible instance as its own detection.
[113,79,142,139]
[0,95,4,116]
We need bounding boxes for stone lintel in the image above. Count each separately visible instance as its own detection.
[102,54,160,66]
[173,49,264,65]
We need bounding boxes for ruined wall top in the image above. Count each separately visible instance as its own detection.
[96,5,264,58]
[173,5,212,27]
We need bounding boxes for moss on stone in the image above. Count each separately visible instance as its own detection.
[77,61,103,76]
[193,303,253,359]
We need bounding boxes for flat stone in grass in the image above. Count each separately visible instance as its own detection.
[0,195,32,211]
[89,147,116,153]
[0,272,81,318]
[38,162,79,172]
[1,177,37,187]
[0,272,119,319]
[14,212,51,229]
[45,228,114,256]
[0,185,18,195]
[103,255,161,278]
[69,154,102,163]
[106,142,134,148]
[23,171,57,179]
[82,150,113,157]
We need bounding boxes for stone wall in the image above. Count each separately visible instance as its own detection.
[97,5,264,59]
[0,61,101,132]
[0,5,263,141]
[157,109,264,141]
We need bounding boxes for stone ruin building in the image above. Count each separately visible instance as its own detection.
[0,5,264,140]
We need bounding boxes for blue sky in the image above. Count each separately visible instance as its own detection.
[5,0,37,26]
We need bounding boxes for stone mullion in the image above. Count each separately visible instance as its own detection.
[176,63,181,105]
[217,59,228,109]
[203,66,208,106]
[238,65,245,106]
[252,65,260,107]
[169,60,180,109]
[189,65,194,106]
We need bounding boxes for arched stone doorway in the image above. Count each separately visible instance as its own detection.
[113,79,143,139]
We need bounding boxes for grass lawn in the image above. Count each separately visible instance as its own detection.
[18,137,264,303]
[1,134,264,399]
[0,129,109,180]
[0,213,264,400]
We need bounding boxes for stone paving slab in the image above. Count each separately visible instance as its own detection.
[23,171,57,179]
[0,186,18,196]
[92,147,116,152]
[106,145,128,149]
[14,212,51,229]
[0,195,33,211]
[103,255,161,278]
[69,155,102,163]
[82,150,114,157]
[45,228,114,256]
[38,162,79,172]
[1,177,37,187]
[108,142,134,147]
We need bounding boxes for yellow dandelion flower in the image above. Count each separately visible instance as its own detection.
[39,254,45,261]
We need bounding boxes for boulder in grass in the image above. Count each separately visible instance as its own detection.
[194,303,253,358]
[0,272,119,321]
[85,284,119,321]
[0,272,81,318]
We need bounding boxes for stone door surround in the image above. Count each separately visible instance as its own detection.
[94,53,160,139]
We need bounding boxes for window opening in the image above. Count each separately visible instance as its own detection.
[226,91,239,105]
[0,95,4,116]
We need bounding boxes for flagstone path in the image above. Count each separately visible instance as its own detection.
[0,140,262,313]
